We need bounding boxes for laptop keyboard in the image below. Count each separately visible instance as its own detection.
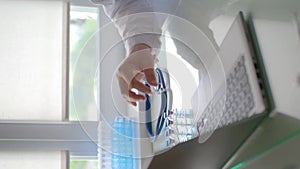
[197,55,255,136]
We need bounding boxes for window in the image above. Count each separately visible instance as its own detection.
[0,151,68,169]
[70,159,98,169]
[69,5,100,168]
[0,1,101,169]
[69,6,99,121]
[0,1,65,121]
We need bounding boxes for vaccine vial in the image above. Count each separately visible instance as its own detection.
[168,109,199,144]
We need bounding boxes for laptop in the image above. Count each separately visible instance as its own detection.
[149,12,267,152]
[192,12,267,142]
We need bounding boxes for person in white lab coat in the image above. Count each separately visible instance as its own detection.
[91,0,224,106]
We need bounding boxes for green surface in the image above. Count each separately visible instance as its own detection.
[231,129,300,169]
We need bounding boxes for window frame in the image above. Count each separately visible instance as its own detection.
[0,1,100,161]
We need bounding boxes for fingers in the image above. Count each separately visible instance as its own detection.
[124,90,146,106]
[130,78,151,94]
[116,46,158,106]
[118,70,157,106]
[128,91,146,101]
[118,76,148,106]
[143,68,158,86]
[130,102,137,107]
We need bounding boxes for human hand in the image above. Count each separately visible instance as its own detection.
[117,44,158,106]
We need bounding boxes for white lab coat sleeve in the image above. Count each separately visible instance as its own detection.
[92,0,162,55]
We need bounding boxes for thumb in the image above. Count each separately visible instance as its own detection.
[144,68,158,86]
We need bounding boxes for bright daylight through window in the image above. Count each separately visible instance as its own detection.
[69,5,99,169]
[69,6,99,121]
